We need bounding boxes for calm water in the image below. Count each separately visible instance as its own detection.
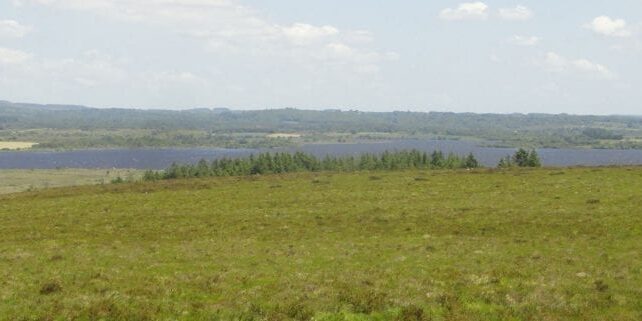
[1,140,642,169]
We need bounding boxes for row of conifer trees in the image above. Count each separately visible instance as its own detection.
[143,150,481,180]
[142,148,542,181]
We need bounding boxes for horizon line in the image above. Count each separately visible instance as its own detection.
[1,99,641,118]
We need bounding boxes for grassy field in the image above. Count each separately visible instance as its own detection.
[0,167,640,320]
[0,141,37,150]
[0,169,142,194]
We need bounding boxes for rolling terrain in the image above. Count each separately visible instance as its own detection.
[0,167,640,320]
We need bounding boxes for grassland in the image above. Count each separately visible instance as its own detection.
[0,169,142,194]
[0,141,37,150]
[0,167,640,320]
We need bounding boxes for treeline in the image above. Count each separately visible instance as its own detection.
[143,150,481,180]
[3,101,640,151]
[23,130,294,150]
[130,148,546,182]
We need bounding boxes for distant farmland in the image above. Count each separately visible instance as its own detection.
[0,167,640,320]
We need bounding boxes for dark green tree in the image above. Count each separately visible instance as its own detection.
[527,150,542,167]
[196,159,210,177]
[464,153,479,168]
[430,151,445,168]
[512,148,530,167]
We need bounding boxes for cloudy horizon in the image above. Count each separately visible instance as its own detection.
[1,1,641,115]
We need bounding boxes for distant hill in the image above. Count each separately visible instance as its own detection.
[1,100,640,131]
[1,100,641,149]
[0,100,88,111]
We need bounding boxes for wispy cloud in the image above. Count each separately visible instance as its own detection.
[585,16,632,38]
[543,52,615,80]
[0,19,31,38]
[0,47,32,64]
[440,3,534,22]
[14,0,396,74]
[439,2,489,21]
[498,6,533,21]
[509,35,541,46]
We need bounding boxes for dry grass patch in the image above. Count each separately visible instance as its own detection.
[0,141,37,150]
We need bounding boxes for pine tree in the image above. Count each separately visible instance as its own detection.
[464,153,479,168]
[497,155,513,168]
[527,150,542,167]
[513,148,530,167]
[430,151,445,168]
[196,159,210,177]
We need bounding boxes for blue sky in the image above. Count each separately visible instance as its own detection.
[1,1,641,115]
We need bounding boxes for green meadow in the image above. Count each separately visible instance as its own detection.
[0,167,640,320]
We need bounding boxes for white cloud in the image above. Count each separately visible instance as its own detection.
[585,16,632,37]
[439,2,489,21]
[509,35,540,46]
[0,19,31,38]
[325,43,355,59]
[0,47,32,64]
[543,52,567,71]
[440,3,531,22]
[344,30,374,44]
[281,23,339,45]
[14,0,393,74]
[498,6,533,21]
[572,59,613,78]
[543,52,615,79]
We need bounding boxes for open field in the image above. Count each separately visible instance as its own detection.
[0,168,640,320]
[0,169,142,194]
[0,141,37,150]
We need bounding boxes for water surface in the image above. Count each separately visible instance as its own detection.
[1,140,641,169]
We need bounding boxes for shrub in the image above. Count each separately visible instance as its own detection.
[397,305,431,321]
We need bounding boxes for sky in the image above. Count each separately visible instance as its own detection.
[0,1,641,115]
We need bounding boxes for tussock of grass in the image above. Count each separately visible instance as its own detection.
[0,167,641,320]
[39,281,62,295]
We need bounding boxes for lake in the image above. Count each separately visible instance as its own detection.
[1,140,642,169]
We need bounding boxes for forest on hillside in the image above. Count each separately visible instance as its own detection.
[1,100,641,150]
